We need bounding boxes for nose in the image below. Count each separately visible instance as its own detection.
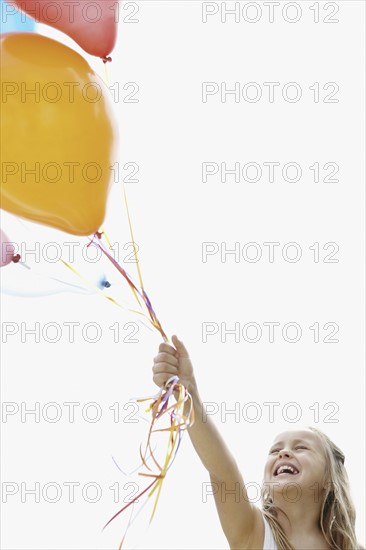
[278,448,293,459]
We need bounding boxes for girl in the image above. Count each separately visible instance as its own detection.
[152,335,362,550]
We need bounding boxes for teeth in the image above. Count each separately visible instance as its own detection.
[276,464,298,475]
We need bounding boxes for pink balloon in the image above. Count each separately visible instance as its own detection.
[0,229,17,268]
[8,0,118,59]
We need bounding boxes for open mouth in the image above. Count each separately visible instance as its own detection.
[274,463,299,476]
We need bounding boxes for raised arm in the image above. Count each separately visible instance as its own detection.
[152,335,264,549]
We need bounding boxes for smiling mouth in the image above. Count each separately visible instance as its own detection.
[274,464,300,476]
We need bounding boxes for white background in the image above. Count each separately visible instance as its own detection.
[1,1,365,549]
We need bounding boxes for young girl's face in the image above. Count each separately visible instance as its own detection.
[263,429,327,498]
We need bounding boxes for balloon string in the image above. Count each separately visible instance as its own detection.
[122,182,145,293]
[103,377,194,548]
[91,183,168,341]
[122,182,169,342]
[59,258,153,326]
[56,186,189,546]
[91,237,168,342]
[100,226,113,248]
[96,187,190,547]
[91,233,145,312]
[103,61,109,84]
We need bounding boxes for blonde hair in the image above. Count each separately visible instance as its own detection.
[261,427,362,549]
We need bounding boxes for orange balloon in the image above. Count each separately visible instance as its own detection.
[6,0,118,59]
[1,33,117,236]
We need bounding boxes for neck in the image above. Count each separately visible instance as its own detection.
[272,494,327,546]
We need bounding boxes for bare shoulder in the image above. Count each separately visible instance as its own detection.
[229,506,265,550]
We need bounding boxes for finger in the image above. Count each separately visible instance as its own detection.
[158,342,178,357]
[153,352,178,367]
[171,335,189,358]
[152,363,178,376]
[153,373,173,388]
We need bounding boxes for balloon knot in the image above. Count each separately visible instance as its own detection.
[102,56,112,64]
[87,232,103,248]
[12,254,21,263]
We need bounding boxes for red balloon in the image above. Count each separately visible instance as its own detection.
[0,229,17,268]
[7,0,118,59]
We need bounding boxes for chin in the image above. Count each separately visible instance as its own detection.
[270,474,304,497]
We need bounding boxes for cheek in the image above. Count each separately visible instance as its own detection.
[317,462,328,484]
[302,458,326,481]
[263,459,273,479]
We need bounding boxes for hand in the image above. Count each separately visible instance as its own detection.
[152,335,195,391]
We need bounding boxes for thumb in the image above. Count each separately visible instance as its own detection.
[171,335,189,357]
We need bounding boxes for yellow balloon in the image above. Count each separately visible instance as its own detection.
[1,33,116,236]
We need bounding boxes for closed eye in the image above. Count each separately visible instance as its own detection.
[269,449,280,454]
[295,446,308,450]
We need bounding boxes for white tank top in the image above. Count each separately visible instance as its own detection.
[263,515,278,550]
